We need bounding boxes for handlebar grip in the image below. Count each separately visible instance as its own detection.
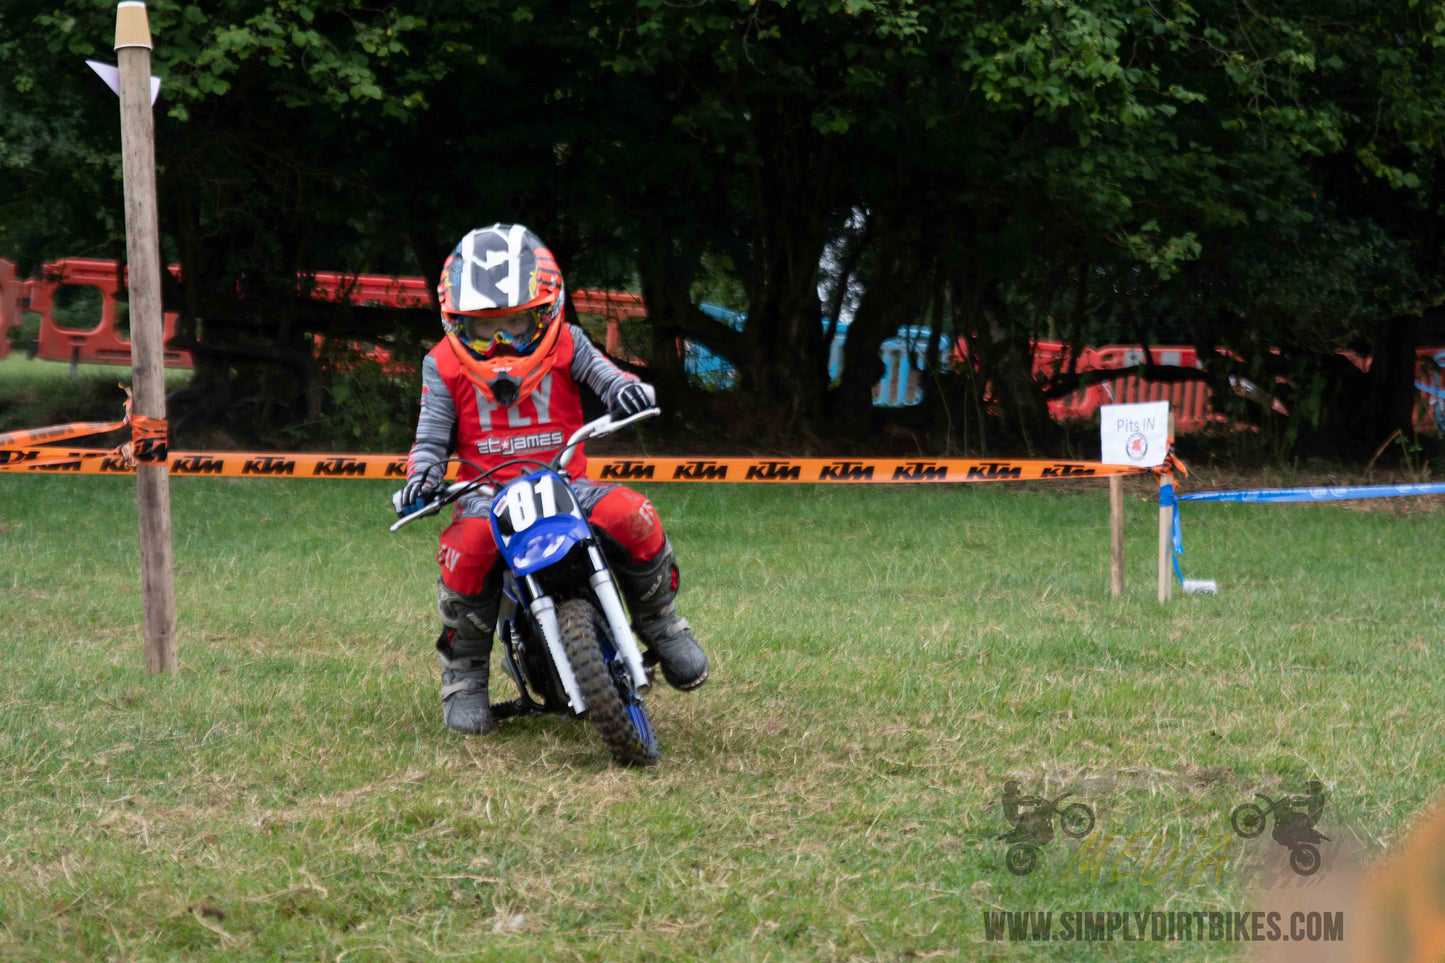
[392,487,435,517]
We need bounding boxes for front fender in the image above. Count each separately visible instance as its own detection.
[499,514,592,576]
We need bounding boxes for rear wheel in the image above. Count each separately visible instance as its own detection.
[558,597,659,767]
[1231,803,1267,839]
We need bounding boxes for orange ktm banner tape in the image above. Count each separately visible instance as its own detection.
[590,457,1145,483]
[0,421,130,470]
[0,420,128,449]
[0,448,417,478]
[1,448,1149,483]
[0,387,169,470]
[126,414,169,465]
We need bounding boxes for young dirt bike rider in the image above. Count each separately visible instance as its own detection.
[402,223,708,734]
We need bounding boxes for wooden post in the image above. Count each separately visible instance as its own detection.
[1156,410,1175,604]
[116,2,177,675]
[1109,475,1124,598]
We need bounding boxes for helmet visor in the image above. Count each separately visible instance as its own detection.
[456,305,551,356]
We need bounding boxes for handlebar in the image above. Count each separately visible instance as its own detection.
[557,407,659,471]
[389,407,660,532]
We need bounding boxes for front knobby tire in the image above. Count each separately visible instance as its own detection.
[558,597,659,767]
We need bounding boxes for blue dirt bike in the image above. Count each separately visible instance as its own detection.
[391,409,661,766]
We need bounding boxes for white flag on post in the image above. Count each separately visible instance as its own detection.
[85,59,161,105]
[1100,400,1169,468]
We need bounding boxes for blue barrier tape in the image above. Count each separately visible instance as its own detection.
[1159,481,1185,586]
[1172,504,1185,585]
[1417,380,1445,400]
[1178,483,1445,504]
[1169,481,1445,590]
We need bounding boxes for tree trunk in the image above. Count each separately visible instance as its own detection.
[1369,313,1424,440]
[834,223,928,436]
[731,100,842,442]
[635,249,694,416]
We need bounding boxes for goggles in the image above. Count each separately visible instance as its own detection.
[454,305,552,356]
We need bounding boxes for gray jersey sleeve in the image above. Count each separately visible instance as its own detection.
[568,323,639,408]
[407,352,455,477]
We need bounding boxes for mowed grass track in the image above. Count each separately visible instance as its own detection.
[1,472,1443,960]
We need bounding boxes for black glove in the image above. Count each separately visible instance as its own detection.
[399,463,444,513]
[610,381,656,418]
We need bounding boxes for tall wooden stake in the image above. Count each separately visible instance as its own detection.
[1109,475,1124,598]
[116,2,177,674]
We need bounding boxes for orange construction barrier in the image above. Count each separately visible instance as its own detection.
[571,290,647,356]
[29,258,192,368]
[11,256,1445,435]
[0,258,20,360]
[950,339,1218,429]
[307,271,431,309]
[15,254,658,370]
[1081,346,1217,432]
[1060,343,1445,433]
[21,254,659,372]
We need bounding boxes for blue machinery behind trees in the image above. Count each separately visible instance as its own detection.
[685,304,928,407]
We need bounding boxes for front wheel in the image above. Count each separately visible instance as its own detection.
[558,597,659,767]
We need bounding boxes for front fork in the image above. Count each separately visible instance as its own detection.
[506,541,650,715]
[522,579,587,713]
[585,543,650,691]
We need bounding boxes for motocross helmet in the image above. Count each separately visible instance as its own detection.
[438,223,565,406]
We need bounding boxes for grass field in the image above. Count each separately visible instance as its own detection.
[0,355,191,434]
[1,468,1443,960]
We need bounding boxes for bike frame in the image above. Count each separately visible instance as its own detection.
[392,410,658,714]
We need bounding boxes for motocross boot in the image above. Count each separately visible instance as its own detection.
[436,581,501,734]
[614,539,708,691]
